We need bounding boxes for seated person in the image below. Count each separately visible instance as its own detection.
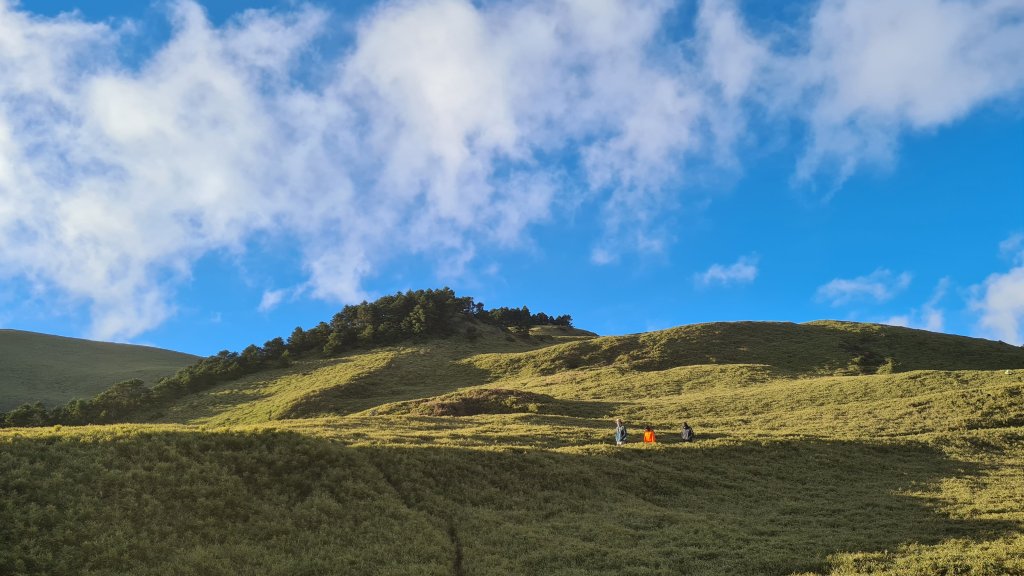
[681,422,694,442]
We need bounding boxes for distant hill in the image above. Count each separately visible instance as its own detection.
[0,329,198,410]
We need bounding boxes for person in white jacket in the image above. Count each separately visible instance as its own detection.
[614,418,627,446]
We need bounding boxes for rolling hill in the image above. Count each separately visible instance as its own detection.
[2,317,1023,575]
[0,329,198,411]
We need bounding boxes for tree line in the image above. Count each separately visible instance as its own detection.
[2,288,571,427]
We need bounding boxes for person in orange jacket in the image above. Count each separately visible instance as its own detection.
[643,426,656,443]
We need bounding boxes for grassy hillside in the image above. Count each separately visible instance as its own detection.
[0,330,198,411]
[3,320,1024,575]
[476,320,1024,378]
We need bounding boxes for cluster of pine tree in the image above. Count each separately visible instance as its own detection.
[1,288,571,427]
[478,306,572,332]
[3,379,153,426]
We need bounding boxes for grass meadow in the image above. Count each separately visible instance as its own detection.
[2,321,1023,574]
[0,330,197,411]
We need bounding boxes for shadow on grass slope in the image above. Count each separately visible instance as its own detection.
[280,348,497,419]
[1,428,1015,575]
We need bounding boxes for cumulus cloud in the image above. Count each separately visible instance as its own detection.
[0,1,330,339]
[695,255,758,287]
[972,234,1024,344]
[817,269,912,306]
[0,0,1022,341]
[972,269,1024,345]
[792,0,1024,183]
[0,0,734,339]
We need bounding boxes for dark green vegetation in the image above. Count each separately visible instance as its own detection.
[3,301,1024,575]
[1,288,573,427]
[0,329,196,412]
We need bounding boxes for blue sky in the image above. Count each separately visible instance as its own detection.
[0,0,1022,356]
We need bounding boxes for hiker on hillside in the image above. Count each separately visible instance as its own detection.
[681,422,694,442]
[643,426,656,444]
[614,418,628,446]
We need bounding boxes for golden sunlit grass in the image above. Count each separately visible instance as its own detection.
[3,321,1023,575]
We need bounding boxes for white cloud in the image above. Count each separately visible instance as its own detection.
[0,0,730,339]
[883,277,948,332]
[921,307,945,333]
[258,289,287,313]
[972,268,1024,345]
[817,269,912,306]
[999,233,1024,263]
[884,315,911,328]
[972,235,1024,344]
[0,0,1021,341]
[590,248,616,266]
[0,1,330,339]
[696,255,758,287]
[791,0,1024,183]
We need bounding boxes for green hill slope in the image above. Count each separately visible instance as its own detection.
[3,319,1024,575]
[0,329,198,411]
[474,320,1024,378]
[146,320,1024,429]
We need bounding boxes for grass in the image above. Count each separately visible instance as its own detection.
[0,329,197,411]
[2,320,1024,574]
[472,321,1024,378]
[527,325,599,342]
[3,424,1022,575]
